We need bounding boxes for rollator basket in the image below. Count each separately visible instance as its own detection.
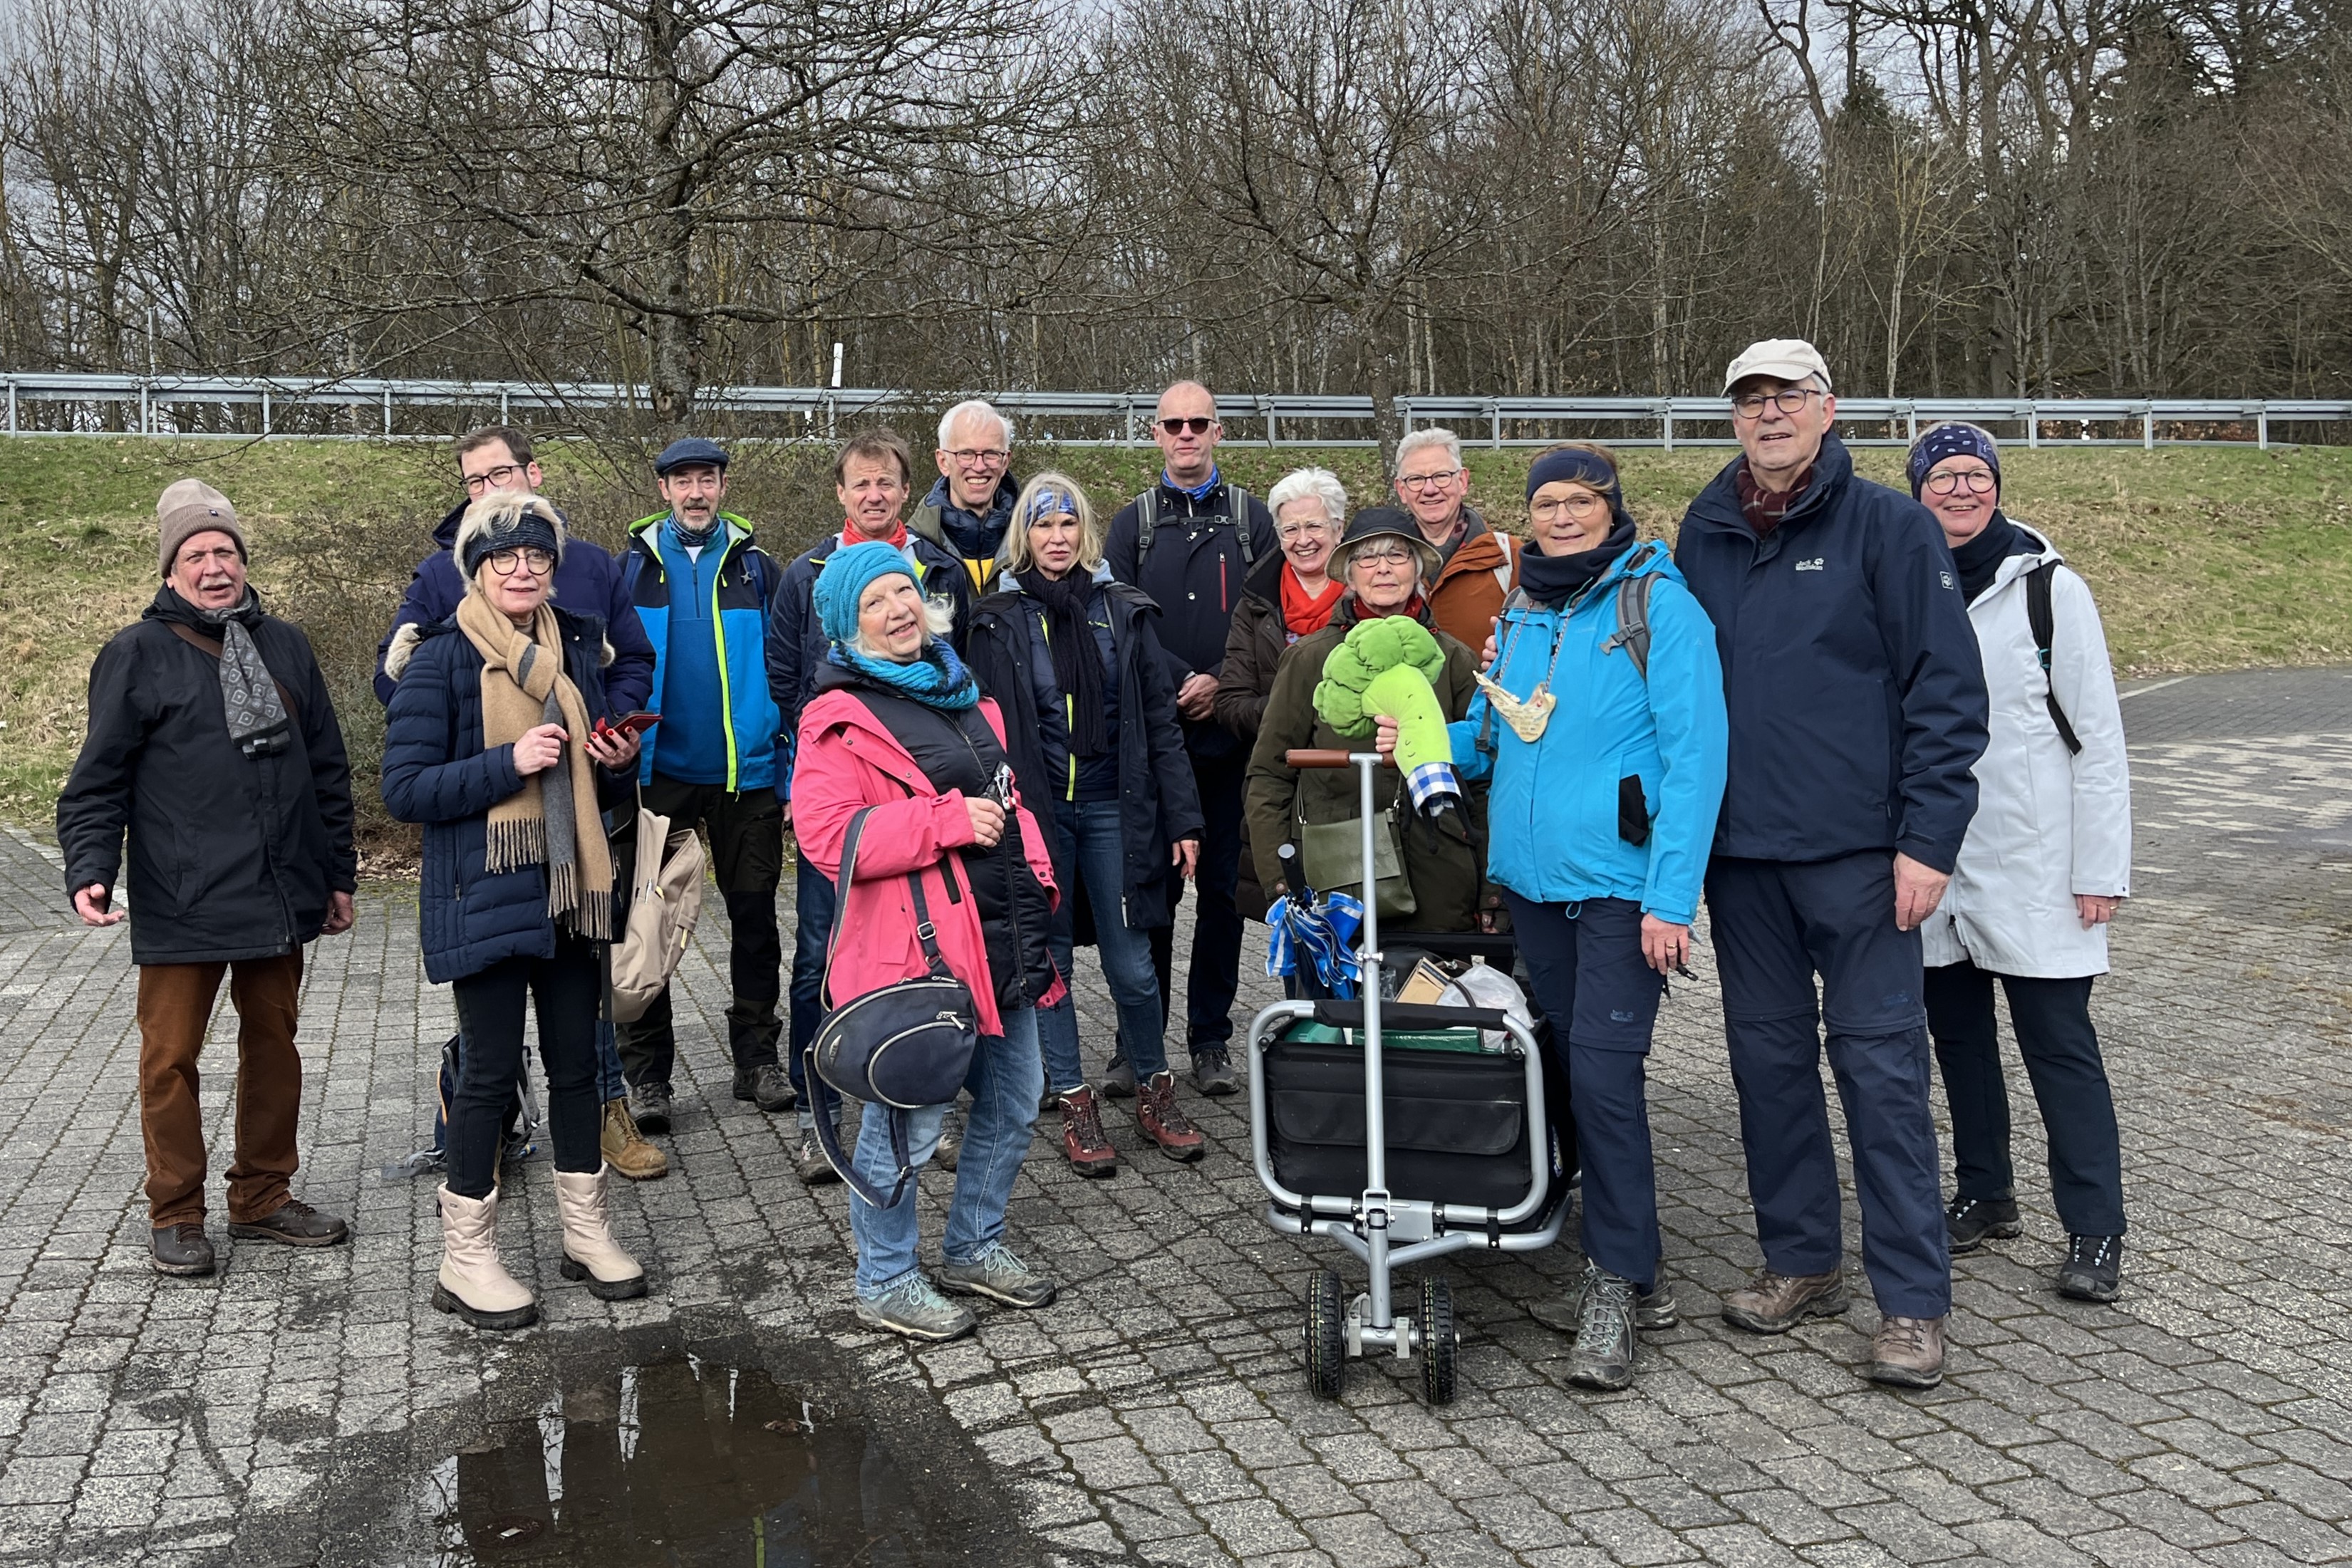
[1263,1026,1533,1211]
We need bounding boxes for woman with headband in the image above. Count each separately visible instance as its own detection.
[964,474,1208,1176]
[1905,422,2132,1305]
[1448,442,1727,1391]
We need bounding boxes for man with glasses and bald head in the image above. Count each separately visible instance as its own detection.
[1102,381,1278,1099]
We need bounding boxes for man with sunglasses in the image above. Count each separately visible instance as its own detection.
[1103,381,1277,1098]
[1390,427,1521,650]
[373,425,667,1182]
[1673,339,1988,1391]
[911,399,1022,598]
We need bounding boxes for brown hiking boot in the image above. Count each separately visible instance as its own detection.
[601,1099,670,1180]
[1135,1071,1206,1163]
[1057,1088,1119,1177]
[1721,1267,1849,1334]
[1866,1314,1947,1388]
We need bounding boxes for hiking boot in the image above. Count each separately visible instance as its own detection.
[1866,1314,1947,1389]
[229,1199,349,1247]
[1722,1267,1850,1334]
[1531,1266,1679,1336]
[1564,1267,1639,1391]
[936,1108,961,1173]
[854,1273,977,1342]
[554,1166,648,1301]
[1136,1071,1206,1162]
[1100,1054,1136,1099]
[152,1222,214,1277]
[1191,1045,1238,1097]
[1947,1195,2021,1254]
[629,1081,675,1135]
[937,1242,1057,1309]
[1057,1088,1119,1177]
[794,1133,841,1186]
[2056,1235,2123,1302]
[733,1063,797,1113]
[601,1099,669,1180]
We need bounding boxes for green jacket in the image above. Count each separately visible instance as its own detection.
[1243,609,1486,933]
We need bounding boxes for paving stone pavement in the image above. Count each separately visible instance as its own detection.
[1,667,2349,1566]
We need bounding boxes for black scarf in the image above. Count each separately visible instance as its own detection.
[1950,510,2027,603]
[1027,570,1109,758]
[1518,510,1638,609]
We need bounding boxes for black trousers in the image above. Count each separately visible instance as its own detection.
[1142,748,1248,1054]
[615,775,784,1086]
[448,933,603,1199]
[1926,960,2125,1237]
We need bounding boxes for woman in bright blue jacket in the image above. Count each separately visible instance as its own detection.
[1449,442,1727,1393]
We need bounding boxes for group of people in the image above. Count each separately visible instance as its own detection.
[54,336,2134,1390]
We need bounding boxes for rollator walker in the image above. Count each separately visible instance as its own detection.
[1246,748,1564,1403]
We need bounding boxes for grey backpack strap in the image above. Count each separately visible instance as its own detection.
[1602,543,1664,680]
[1229,484,1257,567]
[1136,490,1160,559]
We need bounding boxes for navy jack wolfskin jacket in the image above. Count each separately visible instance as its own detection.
[1672,435,1989,873]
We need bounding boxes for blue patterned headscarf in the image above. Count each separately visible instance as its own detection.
[1907,423,2001,499]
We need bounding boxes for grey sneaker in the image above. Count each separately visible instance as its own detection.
[936,1242,1057,1309]
[936,1108,962,1173]
[1099,1054,1136,1099]
[629,1080,674,1135]
[794,1133,841,1186]
[854,1273,977,1342]
[1191,1045,1238,1097]
[1531,1264,1679,1336]
[733,1063,796,1113]
[1565,1267,1639,1391]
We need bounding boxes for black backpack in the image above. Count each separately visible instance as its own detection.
[2024,561,2082,755]
[1135,485,1258,568]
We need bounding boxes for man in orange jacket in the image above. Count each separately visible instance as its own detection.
[1392,427,1523,651]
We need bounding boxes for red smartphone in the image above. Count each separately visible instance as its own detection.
[595,710,660,739]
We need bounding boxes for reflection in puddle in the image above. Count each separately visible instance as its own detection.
[416,1352,921,1565]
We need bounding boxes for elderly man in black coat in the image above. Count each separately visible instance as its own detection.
[57,480,358,1278]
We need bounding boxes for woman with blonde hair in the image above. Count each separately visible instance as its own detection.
[965,474,1206,1175]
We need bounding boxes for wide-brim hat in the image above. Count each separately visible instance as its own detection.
[1335,506,1441,582]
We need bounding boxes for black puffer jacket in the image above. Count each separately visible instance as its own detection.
[58,587,356,965]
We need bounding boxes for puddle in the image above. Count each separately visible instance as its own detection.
[413,1351,930,1566]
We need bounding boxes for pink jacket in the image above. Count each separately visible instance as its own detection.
[794,686,1062,1037]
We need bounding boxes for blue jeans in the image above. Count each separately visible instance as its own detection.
[786,851,842,1120]
[1040,800,1170,1094]
[847,1007,1043,1297]
[596,1017,625,1104]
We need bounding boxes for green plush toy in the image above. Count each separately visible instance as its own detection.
[1313,617,1453,774]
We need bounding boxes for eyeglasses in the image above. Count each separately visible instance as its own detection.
[486,546,556,576]
[1158,416,1216,435]
[462,463,525,494]
[1349,543,1414,566]
[946,447,1010,465]
[1924,467,1998,496]
[1530,493,1606,521]
[1275,520,1334,541]
[1398,467,1461,491]
[1731,388,1822,420]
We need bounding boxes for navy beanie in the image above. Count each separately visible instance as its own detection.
[455,493,566,578]
[1907,424,2001,498]
[814,540,918,645]
[1525,446,1620,500]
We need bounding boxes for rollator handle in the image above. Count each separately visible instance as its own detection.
[1286,749,1389,769]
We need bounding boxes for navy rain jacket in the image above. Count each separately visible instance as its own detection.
[1672,435,1989,873]
[372,501,656,714]
[1104,475,1277,761]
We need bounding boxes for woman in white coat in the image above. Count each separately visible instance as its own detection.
[1907,422,2132,1304]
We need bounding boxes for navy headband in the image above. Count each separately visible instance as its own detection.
[1907,424,2001,498]
[1525,447,1619,501]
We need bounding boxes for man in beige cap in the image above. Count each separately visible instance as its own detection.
[57,480,358,1276]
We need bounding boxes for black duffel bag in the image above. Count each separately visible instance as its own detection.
[807,805,980,1209]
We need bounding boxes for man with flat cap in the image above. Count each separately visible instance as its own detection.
[1674,340,1989,1390]
[58,480,358,1276]
[616,438,794,1129]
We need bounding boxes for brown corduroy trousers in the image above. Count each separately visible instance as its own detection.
[135,951,305,1227]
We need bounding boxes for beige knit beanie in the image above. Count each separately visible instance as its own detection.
[155,479,247,578]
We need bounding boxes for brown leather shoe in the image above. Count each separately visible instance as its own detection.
[1866,1314,1947,1388]
[228,1199,349,1247]
[1136,1071,1206,1163]
[1721,1267,1849,1334]
[152,1222,215,1277]
[601,1099,670,1180]
[1057,1088,1119,1177]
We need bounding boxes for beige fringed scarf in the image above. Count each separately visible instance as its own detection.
[457,592,614,940]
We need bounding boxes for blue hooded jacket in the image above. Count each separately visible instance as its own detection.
[1448,544,1726,925]
[1672,435,1989,872]
[621,512,782,791]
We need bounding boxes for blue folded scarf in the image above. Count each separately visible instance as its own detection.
[828,640,980,711]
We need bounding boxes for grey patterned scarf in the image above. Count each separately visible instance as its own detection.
[198,592,291,754]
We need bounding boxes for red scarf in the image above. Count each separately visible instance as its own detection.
[1280,567,1345,640]
[1734,463,1814,537]
[840,518,909,551]
[1349,591,1428,623]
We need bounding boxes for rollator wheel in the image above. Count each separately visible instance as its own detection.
[1305,1270,1347,1401]
[1419,1275,1458,1406]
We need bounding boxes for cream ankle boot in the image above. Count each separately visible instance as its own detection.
[554,1165,648,1300]
[432,1185,538,1331]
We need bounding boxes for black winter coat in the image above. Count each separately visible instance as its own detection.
[1674,435,1989,872]
[1105,477,1278,760]
[963,569,1204,936]
[58,587,356,966]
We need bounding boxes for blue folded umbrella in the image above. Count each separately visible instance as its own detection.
[1266,887,1365,999]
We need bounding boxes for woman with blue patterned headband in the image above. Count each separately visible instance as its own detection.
[963,473,1208,1175]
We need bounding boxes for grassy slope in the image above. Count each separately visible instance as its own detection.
[1,435,2347,831]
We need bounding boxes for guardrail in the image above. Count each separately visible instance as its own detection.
[2,370,2343,449]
